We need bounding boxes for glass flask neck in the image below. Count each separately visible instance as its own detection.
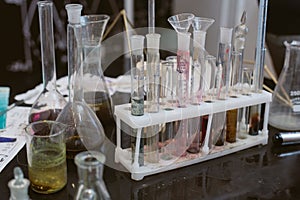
[38,1,57,92]
[75,151,111,200]
[66,4,84,102]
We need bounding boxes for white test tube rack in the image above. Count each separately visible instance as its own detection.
[114,90,272,181]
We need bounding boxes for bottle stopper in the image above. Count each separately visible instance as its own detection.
[65,4,83,24]
[8,167,30,200]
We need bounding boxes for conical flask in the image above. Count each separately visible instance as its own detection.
[269,41,300,130]
[56,4,106,159]
[80,15,116,142]
[74,151,111,200]
[29,1,67,122]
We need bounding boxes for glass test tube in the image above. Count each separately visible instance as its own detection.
[204,55,217,102]
[130,35,145,116]
[229,51,242,97]
[176,32,191,107]
[145,33,161,163]
[129,36,145,165]
[190,31,206,105]
[146,33,161,113]
[160,60,176,110]
[216,27,233,100]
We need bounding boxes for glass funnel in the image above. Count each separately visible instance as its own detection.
[269,41,300,130]
[56,4,106,159]
[167,13,194,33]
[192,17,215,48]
[80,15,116,142]
[29,1,67,123]
[74,151,111,200]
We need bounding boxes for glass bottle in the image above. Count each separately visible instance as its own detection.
[130,35,145,116]
[80,15,115,141]
[56,4,106,159]
[74,151,111,200]
[29,1,67,123]
[269,41,300,130]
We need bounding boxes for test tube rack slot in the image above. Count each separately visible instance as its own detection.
[114,91,272,180]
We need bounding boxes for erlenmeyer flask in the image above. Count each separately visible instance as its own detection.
[269,41,300,130]
[56,4,106,159]
[29,1,67,122]
[74,151,111,200]
[80,15,116,142]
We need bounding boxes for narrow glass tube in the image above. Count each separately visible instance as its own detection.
[204,55,217,102]
[229,51,242,97]
[226,109,237,143]
[65,4,83,102]
[148,0,155,34]
[176,32,191,107]
[249,104,261,136]
[160,60,176,110]
[237,106,249,139]
[130,35,145,116]
[253,0,268,93]
[216,27,233,100]
[241,65,253,95]
[146,33,161,113]
[144,33,160,163]
[190,31,206,105]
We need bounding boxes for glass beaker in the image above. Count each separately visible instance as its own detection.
[29,1,67,123]
[269,41,300,130]
[80,15,115,141]
[74,151,111,200]
[25,121,67,194]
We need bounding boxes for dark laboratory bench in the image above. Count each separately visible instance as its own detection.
[1,125,300,200]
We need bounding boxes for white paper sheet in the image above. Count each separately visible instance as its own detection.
[0,107,30,173]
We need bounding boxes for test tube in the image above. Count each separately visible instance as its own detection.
[176,32,191,107]
[241,65,253,96]
[146,33,161,113]
[204,55,217,102]
[190,31,206,105]
[160,60,176,110]
[216,27,233,100]
[229,51,242,97]
[130,35,145,116]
